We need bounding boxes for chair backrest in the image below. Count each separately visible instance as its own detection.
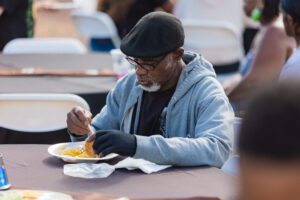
[0,93,90,132]
[3,38,87,54]
[182,20,243,65]
[73,0,97,13]
[71,10,121,48]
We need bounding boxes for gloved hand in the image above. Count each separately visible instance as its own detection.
[87,130,137,157]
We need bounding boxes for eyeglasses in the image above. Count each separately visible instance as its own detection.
[126,54,167,71]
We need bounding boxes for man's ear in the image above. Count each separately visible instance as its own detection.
[173,47,184,61]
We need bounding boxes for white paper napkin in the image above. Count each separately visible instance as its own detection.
[114,157,171,174]
[63,157,171,178]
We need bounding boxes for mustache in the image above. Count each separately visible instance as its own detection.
[137,76,151,81]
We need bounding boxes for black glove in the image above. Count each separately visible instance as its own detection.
[92,130,137,157]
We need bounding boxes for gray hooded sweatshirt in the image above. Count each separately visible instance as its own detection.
[72,52,234,167]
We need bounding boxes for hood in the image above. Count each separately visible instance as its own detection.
[122,51,217,107]
[170,51,217,105]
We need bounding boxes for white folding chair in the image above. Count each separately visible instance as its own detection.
[73,0,97,13]
[0,93,90,132]
[182,20,243,66]
[182,20,244,85]
[2,38,87,54]
[71,10,121,49]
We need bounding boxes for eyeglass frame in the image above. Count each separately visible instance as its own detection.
[126,54,168,71]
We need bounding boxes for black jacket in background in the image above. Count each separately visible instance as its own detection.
[0,0,33,50]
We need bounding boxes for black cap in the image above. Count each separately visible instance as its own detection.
[120,11,185,58]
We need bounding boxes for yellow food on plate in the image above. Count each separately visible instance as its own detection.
[0,190,42,200]
[59,142,98,158]
[84,140,97,157]
[22,191,42,200]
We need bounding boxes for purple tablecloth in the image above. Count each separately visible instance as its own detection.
[0,144,237,200]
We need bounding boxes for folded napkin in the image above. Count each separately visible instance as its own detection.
[64,157,171,178]
[114,157,171,174]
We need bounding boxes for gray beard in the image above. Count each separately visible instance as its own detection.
[139,82,161,92]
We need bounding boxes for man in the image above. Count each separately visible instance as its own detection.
[238,83,300,200]
[67,12,234,167]
[279,0,300,81]
[0,0,33,51]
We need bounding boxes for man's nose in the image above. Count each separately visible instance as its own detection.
[135,65,148,75]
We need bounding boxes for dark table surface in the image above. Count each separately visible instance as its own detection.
[0,144,238,200]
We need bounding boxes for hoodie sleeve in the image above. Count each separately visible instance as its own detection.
[70,78,124,142]
[69,88,121,142]
[91,87,121,131]
[134,94,234,167]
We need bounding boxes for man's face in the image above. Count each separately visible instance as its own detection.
[239,156,300,200]
[128,52,179,92]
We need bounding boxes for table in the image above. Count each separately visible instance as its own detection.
[0,145,237,200]
[0,53,117,115]
[0,54,117,144]
[0,53,113,69]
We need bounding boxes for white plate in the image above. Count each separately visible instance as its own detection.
[48,141,118,163]
[0,189,73,200]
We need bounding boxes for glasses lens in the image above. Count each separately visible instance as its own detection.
[126,57,156,71]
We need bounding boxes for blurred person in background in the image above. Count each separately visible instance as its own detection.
[227,0,295,114]
[67,12,234,167]
[279,0,300,81]
[91,0,173,52]
[0,0,34,51]
[97,0,174,38]
[243,0,261,54]
[238,83,300,200]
